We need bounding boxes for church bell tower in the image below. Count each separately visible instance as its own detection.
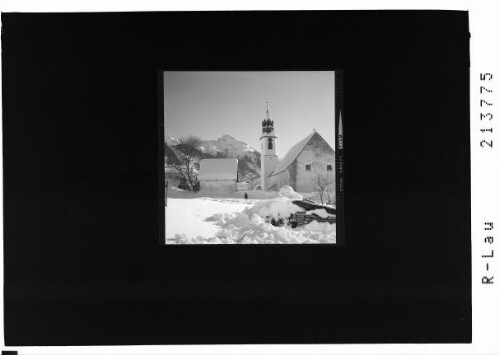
[260,102,278,190]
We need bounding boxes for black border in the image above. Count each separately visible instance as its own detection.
[335,70,345,246]
[2,11,471,345]
[158,71,166,246]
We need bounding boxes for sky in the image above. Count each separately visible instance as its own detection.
[164,71,335,157]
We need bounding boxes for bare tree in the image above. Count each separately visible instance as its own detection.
[169,135,203,191]
[308,172,334,204]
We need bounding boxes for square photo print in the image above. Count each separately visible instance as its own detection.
[162,71,344,245]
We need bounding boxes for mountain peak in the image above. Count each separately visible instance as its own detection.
[166,134,257,156]
[218,134,236,141]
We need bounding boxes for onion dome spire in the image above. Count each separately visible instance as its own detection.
[262,101,274,134]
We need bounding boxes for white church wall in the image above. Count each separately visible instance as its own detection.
[261,154,279,190]
[259,112,278,191]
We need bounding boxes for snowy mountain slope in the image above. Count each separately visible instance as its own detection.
[165,136,180,146]
[201,134,257,157]
[166,134,257,157]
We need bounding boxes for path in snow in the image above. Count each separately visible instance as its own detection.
[165,197,255,244]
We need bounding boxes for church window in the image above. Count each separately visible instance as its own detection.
[327,164,332,171]
[305,165,311,171]
[268,138,273,149]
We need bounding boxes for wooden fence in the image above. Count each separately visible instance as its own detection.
[295,211,336,227]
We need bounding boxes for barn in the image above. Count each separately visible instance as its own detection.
[198,158,239,193]
[268,131,335,199]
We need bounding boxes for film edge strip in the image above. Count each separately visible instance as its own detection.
[335,70,345,246]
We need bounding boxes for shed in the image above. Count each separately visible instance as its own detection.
[198,158,239,193]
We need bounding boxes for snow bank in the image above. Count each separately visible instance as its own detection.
[243,197,303,220]
[305,208,333,218]
[165,197,252,244]
[206,197,335,244]
[165,195,336,245]
[278,185,303,200]
[170,234,224,244]
[303,220,336,234]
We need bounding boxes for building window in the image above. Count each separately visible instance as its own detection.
[268,138,273,149]
[327,164,332,171]
[305,165,311,171]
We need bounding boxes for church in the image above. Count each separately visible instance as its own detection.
[260,106,335,200]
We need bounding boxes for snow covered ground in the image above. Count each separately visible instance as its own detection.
[165,197,253,244]
[165,186,336,244]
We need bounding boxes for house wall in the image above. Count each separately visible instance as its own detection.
[200,180,237,194]
[288,160,298,190]
[294,134,335,201]
[236,182,252,191]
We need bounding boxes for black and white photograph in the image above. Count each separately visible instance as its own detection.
[163,71,341,244]
[3,5,496,354]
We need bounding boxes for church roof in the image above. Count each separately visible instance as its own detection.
[270,131,332,176]
[198,158,238,181]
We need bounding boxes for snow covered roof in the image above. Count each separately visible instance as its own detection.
[271,131,334,176]
[198,158,238,181]
[270,131,316,176]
